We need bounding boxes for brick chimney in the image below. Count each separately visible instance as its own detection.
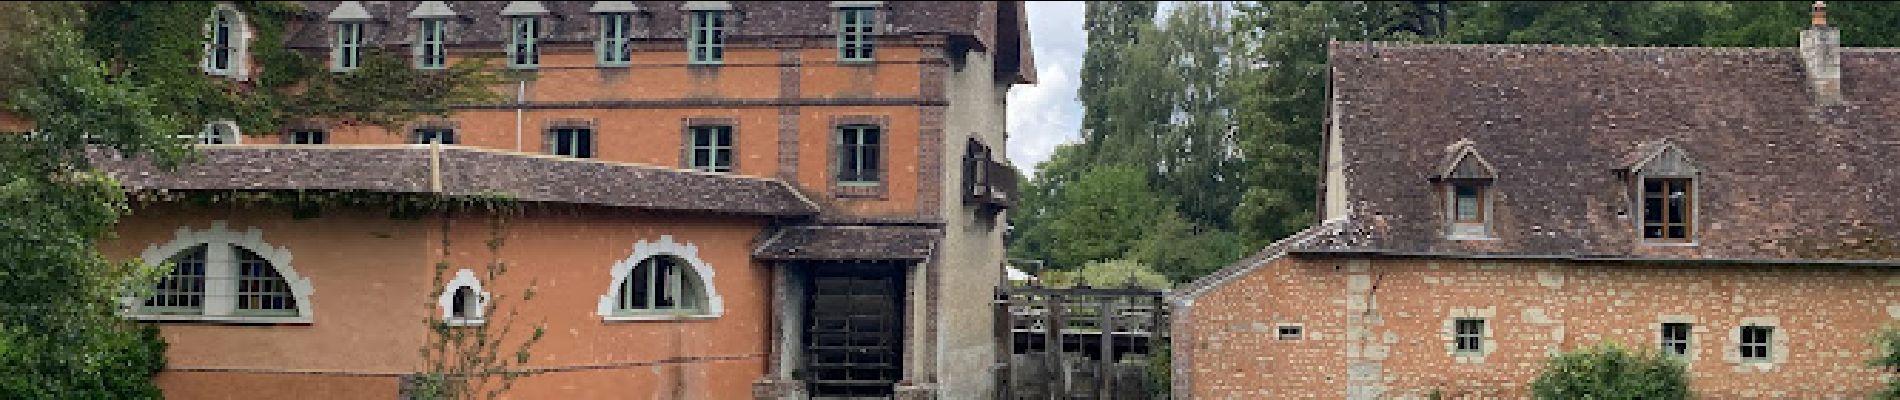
[1799,1,1843,106]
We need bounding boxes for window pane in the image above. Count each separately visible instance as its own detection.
[628,260,652,309]
[714,148,732,171]
[656,258,677,308]
[1643,196,1663,224]
[1454,184,1481,222]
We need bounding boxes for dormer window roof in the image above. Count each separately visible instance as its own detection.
[408,1,459,19]
[326,1,374,22]
[501,1,551,16]
[589,1,643,14]
[1626,140,1700,177]
[1434,139,1498,181]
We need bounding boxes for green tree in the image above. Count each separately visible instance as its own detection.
[1041,163,1175,269]
[1528,343,1689,400]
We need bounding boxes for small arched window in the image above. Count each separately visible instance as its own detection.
[615,256,706,314]
[437,268,490,326]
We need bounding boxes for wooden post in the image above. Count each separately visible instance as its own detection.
[995,277,1014,399]
[1045,292,1065,399]
[1098,296,1116,399]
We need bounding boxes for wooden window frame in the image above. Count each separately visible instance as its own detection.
[411,128,457,145]
[1641,177,1695,242]
[614,256,705,315]
[1739,325,1773,363]
[333,22,363,71]
[597,13,633,66]
[1661,322,1692,358]
[688,125,734,173]
[1454,318,1485,354]
[416,18,448,69]
[508,16,540,69]
[836,125,882,186]
[688,10,725,64]
[837,7,876,62]
[547,127,595,159]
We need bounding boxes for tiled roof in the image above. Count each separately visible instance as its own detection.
[1313,42,1900,261]
[753,225,939,261]
[91,145,819,216]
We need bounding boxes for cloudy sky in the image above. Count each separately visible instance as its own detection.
[1005,1,1086,177]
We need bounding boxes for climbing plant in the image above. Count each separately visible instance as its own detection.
[411,206,547,400]
[1870,324,1900,399]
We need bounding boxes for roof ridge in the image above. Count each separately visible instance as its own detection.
[1330,40,1870,54]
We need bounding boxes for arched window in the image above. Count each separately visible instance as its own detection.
[203,4,249,79]
[437,268,490,326]
[130,221,313,323]
[596,235,724,320]
[615,256,706,313]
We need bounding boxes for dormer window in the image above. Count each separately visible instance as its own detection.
[598,13,633,66]
[837,7,876,61]
[1435,140,1496,239]
[416,19,448,69]
[333,22,364,71]
[689,10,726,64]
[509,17,540,69]
[1627,141,1700,243]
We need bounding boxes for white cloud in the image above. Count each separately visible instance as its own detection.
[1007,1,1087,176]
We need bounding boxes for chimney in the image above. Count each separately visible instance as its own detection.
[1799,1,1843,106]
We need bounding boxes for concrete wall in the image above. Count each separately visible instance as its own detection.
[1180,255,1900,399]
[929,48,1011,399]
[104,205,776,399]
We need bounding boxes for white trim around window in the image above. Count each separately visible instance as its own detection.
[437,269,491,326]
[595,235,724,321]
[124,221,315,324]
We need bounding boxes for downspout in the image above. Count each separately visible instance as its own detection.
[514,80,526,151]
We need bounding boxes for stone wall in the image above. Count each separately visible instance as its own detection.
[1179,255,1900,399]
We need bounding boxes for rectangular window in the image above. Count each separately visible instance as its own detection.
[1642,178,1693,241]
[288,130,326,145]
[1661,322,1691,357]
[837,125,881,185]
[689,11,724,64]
[417,19,447,69]
[210,12,234,72]
[334,22,363,71]
[1277,325,1304,341]
[1452,183,1485,223]
[598,13,632,65]
[510,17,539,68]
[838,7,875,61]
[412,128,456,145]
[688,126,734,173]
[548,127,594,158]
[1454,318,1484,354]
[1740,326,1772,362]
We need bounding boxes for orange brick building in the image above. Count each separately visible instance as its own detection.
[1172,14,1900,399]
[81,1,1032,398]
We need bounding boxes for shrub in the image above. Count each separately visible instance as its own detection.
[1870,324,1900,400]
[1529,343,1689,400]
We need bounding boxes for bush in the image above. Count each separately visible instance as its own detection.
[1871,324,1900,400]
[1529,343,1689,400]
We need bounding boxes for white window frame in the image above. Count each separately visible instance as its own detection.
[288,129,326,145]
[1454,318,1485,354]
[437,269,491,326]
[124,221,314,324]
[416,18,449,69]
[508,16,540,69]
[596,235,724,321]
[190,121,242,145]
[688,10,725,64]
[597,13,633,66]
[837,7,875,62]
[203,6,249,78]
[688,125,733,173]
[333,21,364,71]
[412,127,456,145]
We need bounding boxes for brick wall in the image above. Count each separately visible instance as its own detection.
[1179,255,1900,399]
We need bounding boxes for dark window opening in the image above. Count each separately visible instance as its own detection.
[1740,326,1773,362]
[1455,318,1484,353]
[837,125,881,185]
[1642,178,1693,241]
[412,128,456,145]
[289,130,326,145]
[689,126,734,172]
[1661,322,1691,357]
[549,127,594,158]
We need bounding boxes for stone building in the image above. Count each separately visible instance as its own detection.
[73,1,1029,398]
[1172,8,1900,399]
